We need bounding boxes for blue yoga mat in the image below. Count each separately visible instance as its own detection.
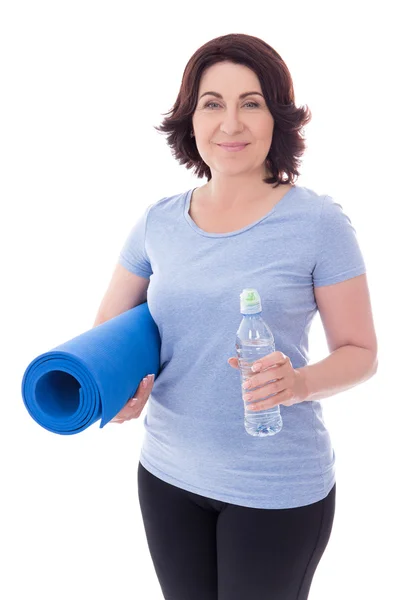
[21,302,161,435]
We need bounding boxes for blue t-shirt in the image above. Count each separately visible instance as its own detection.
[118,184,366,509]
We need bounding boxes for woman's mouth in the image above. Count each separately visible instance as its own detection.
[217,143,249,152]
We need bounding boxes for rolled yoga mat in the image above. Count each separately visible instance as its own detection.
[21,302,161,435]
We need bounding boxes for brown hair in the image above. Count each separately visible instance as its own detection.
[154,33,312,187]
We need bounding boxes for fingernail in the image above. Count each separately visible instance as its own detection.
[252,362,262,372]
[149,374,155,381]
[129,398,138,406]
[142,377,148,388]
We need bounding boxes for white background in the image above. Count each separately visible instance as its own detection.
[1,1,399,598]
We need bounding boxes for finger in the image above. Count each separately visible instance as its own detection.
[243,376,286,402]
[227,358,239,368]
[254,363,286,386]
[247,388,289,411]
[128,374,154,407]
[128,375,152,406]
[142,374,155,391]
[251,352,288,373]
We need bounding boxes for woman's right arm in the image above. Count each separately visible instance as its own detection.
[92,263,150,327]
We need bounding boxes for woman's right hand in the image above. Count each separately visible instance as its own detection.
[110,374,155,424]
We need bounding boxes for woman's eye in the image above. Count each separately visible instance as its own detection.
[204,101,260,109]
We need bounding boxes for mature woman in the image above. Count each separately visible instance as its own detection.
[93,33,378,600]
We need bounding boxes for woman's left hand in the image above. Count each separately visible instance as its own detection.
[228,351,309,409]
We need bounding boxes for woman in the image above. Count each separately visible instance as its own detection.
[94,33,378,600]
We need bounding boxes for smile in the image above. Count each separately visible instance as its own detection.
[217,144,249,152]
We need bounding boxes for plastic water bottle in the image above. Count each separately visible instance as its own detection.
[235,288,283,437]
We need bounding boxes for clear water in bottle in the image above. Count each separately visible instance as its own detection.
[235,288,283,437]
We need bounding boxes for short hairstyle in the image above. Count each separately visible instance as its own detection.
[154,33,312,187]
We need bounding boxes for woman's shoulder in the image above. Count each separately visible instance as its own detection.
[150,188,189,210]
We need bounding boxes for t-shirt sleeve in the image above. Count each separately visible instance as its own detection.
[312,195,367,287]
[117,204,153,279]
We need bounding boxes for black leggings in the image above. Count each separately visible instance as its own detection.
[137,461,336,600]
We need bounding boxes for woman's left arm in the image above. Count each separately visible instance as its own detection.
[229,274,378,407]
[298,273,378,402]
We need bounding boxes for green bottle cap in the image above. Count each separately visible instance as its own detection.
[240,288,262,314]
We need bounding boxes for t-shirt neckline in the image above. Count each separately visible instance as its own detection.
[184,184,298,238]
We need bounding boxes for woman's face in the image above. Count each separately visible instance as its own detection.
[192,61,274,178]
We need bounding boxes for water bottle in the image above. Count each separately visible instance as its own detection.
[235,288,283,437]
